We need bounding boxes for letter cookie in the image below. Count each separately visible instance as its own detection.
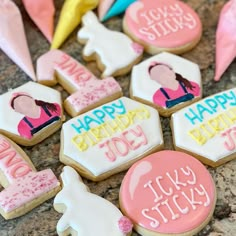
[54,166,133,236]
[123,0,202,54]
[78,11,143,78]
[171,88,236,167]
[37,49,122,117]
[119,150,216,236]
[130,52,202,117]
[60,97,163,181]
[0,82,63,146]
[0,134,60,220]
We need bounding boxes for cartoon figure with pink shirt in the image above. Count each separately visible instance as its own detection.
[149,62,200,108]
[10,92,61,139]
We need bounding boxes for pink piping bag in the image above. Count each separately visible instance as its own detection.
[214,0,236,81]
[0,0,36,80]
[22,0,55,42]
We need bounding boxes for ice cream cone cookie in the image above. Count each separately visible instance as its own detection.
[119,150,216,236]
[0,134,60,220]
[0,82,63,146]
[0,0,35,80]
[123,0,202,55]
[130,52,202,117]
[60,97,164,181]
[78,11,143,78]
[51,0,99,49]
[54,166,133,236]
[98,0,115,21]
[22,0,55,42]
[36,49,122,117]
[214,0,236,81]
[171,88,236,167]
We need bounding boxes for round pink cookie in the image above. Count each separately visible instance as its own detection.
[119,150,216,236]
[123,0,202,54]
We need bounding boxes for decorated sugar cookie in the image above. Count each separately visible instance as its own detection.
[123,0,202,54]
[22,0,55,42]
[0,82,63,146]
[0,134,60,220]
[0,0,35,80]
[51,0,98,49]
[78,11,143,78]
[54,166,133,236]
[37,49,122,117]
[119,150,216,236]
[130,52,202,117]
[171,88,236,167]
[60,97,164,181]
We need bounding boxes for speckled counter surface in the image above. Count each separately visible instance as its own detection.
[0,0,235,235]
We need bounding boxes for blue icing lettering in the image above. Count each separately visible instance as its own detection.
[214,94,227,110]
[93,109,106,123]
[225,90,236,106]
[205,98,218,112]
[197,104,214,120]
[185,108,203,125]
[71,99,127,134]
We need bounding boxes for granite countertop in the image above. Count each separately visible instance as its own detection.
[0,0,236,235]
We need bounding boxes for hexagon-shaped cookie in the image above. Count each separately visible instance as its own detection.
[60,97,164,181]
[171,88,236,167]
[0,82,63,146]
[130,52,202,117]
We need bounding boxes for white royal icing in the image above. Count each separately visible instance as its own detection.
[172,88,236,163]
[0,82,62,137]
[78,11,143,78]
[62,97,163,178]
[54,166,126,236]
[131,52,201,106]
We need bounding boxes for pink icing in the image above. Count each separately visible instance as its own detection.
[214,0,236,81]
[118,216,133,234]
[0,135,33,182]
[0,170,59,212]
[221,127,236,151]
[36,50,121,115]
[98,0,115,20]
[22,0,55,42]
[0,0,35,80]
[120,150,215,234]
[124,0,202,48]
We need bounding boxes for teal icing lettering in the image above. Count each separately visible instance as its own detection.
[112,100,126,115]
[103,105,116,119]
[184,108,202,125]
[93,110,106,123]
[197,104,214,120]
[215,94,227,110]
[71,119,89,134]
[205,98,218,113]
[84,116,101,129]
[224,90,236,106]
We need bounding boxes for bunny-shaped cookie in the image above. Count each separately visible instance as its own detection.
[54,166,133,236]
[78,11,143,78]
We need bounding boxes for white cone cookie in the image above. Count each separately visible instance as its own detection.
[119,150,216,236]
[123,0,202,55]
[0,134,60,220]
[0,82,63,146]
[60,97,164,181]
[130,52,202,117]
[171,88,236,167]
[78,11,143,78]
[54,166,133,236]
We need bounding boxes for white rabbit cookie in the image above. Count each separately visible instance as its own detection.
[54,166,133,236]
[77,11,143,78]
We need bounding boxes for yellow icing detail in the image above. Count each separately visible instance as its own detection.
[188,108,236,145]
[71,106,151,151]
[51,0,98,49]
